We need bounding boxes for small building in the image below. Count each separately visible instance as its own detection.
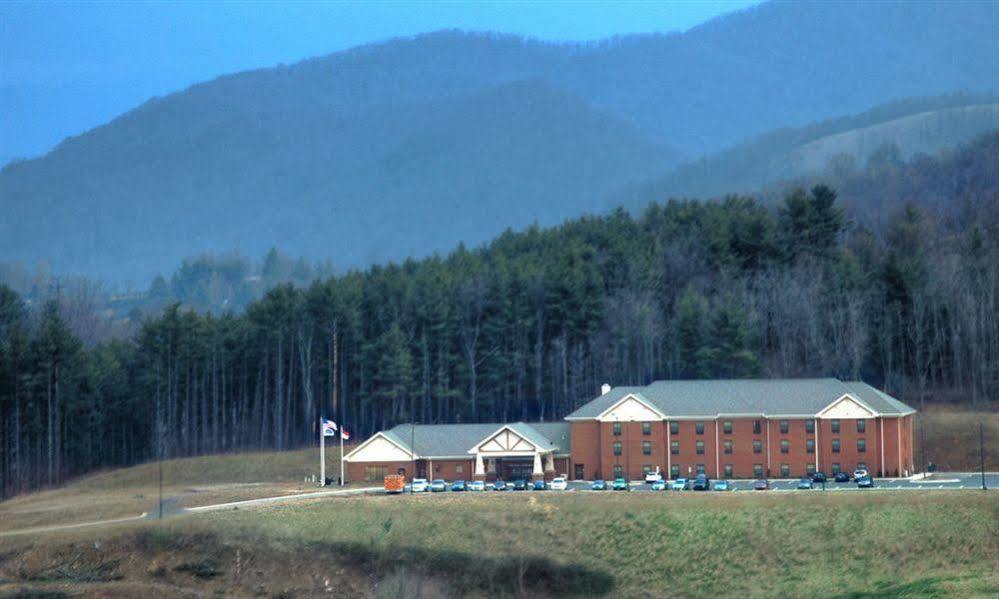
[343,378,916,482]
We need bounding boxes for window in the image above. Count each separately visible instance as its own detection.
[831,463,841,474]
[642,465,652,475]
[753,440,763,453]
[456,464,463,474]
[613,422,622,436]
[857,439,867,453]
[670,421,679,435]
[831,419,840,433]
[723,421,733,434]
[670,464,680,478]
[806,419,815,434]
[780,439,790,453]
[806,439,815,454]
[696,464,706,475]
[780,463,790,477]
[832,439,840,453]
[696,440,705,455]
[364,465,388,481]
[671,441,679,455]
[613,465,623,478]
[724,464,733,477]
[806,463,816,475]
[754,464,764,478]
[857,419,866,433]
[780,420,789,434]
[695,422,705,435]
[575,464,585,479]
[613,442,622,456]
[642,441,652,455]
[724,440,733,454]
[753,420,762,434]
[642,422,652,435]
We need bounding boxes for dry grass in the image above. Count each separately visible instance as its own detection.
[0,446,346,533]
[1,491,996,597]
[915,406,999,471]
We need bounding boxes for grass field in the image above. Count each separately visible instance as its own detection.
[915,407,998,471]
[0,446,347,533]
[1,491,996,597]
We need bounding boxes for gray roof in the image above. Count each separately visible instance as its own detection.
[565,378,915,419]
[381,421,571,458]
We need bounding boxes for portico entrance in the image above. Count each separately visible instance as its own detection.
[470,425,556,481]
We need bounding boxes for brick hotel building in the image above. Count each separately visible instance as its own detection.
[344,378,915,483]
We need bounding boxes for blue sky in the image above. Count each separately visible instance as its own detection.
[1,0,760,165]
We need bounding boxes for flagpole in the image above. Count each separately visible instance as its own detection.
[320,417,326,487]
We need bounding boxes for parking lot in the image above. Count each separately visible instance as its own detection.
[401,472,997,494]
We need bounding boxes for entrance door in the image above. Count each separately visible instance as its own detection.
[507,460,535,480]
[574,464,585,480]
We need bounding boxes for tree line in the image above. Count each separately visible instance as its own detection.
[2,178,998,498]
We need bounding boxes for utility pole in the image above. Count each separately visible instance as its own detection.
[157,423,164,520]
[920,415,926,474]
[410,421,416,495]
[980,422,987,491]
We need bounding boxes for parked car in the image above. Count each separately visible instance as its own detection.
[513,479,528,491]
[591,479,607,491]
[549,477,568,491]
[671,478,689,491]
[410,478,429,493]
[712,480,730,491]
[612,478,630,491]
[469,480,486,492]
[797,477,813,490]
[834,472,851,483]
[812,472,827,483]
[645,468,663,484]
[693,474,711,491]
[753,479,769,491]
[856,476,874,488]
[532,479,547,491]
[853,468,870,480]
[493,480,508,491]
[429,479,448,492]
[451,480,467,492]
[651,479,667,491]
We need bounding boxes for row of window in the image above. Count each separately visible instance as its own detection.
[612,419,868,436]
[611,438,869,456]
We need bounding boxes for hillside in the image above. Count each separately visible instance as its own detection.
[2,2,999,283]
[626,95,999,202]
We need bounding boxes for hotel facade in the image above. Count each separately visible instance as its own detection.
[344,378,916,483]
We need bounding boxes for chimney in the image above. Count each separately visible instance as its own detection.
[601,383,611,395]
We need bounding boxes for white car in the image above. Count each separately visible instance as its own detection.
[468,480,485,491]
[549,477,568,490]
[410,478,429,492]
[853,468,869,480]
[644,469,663,483]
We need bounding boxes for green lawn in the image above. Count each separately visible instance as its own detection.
[2,491,996,597]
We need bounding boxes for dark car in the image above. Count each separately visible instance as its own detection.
[493,480,508,491]
[451,480,467,492]
[812,472,827,483]
[532,479,546,491]
[513,479,528,491]
[754,479,769,490]
[857,476,874,488]
[834,472,851,483]
[693,474,711,491]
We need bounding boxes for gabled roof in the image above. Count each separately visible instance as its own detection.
[379,421,571,458]
[565,378,915,420]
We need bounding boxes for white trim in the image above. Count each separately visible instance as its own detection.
[343,432,415,462]
[468,424,544,454]
[595,394,668,421]
[817,394,879,418]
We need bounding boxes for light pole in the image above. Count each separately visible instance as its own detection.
[980,422,987,491]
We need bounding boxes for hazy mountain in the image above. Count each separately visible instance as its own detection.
[3,1,999,283]
[626,94,999,202]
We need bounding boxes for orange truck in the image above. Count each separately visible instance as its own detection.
[384,474,405,494]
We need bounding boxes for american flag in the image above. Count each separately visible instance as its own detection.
[340,428,350,440]
[321,418,337,437]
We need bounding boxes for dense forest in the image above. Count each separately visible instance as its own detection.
[2,133,998,499]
